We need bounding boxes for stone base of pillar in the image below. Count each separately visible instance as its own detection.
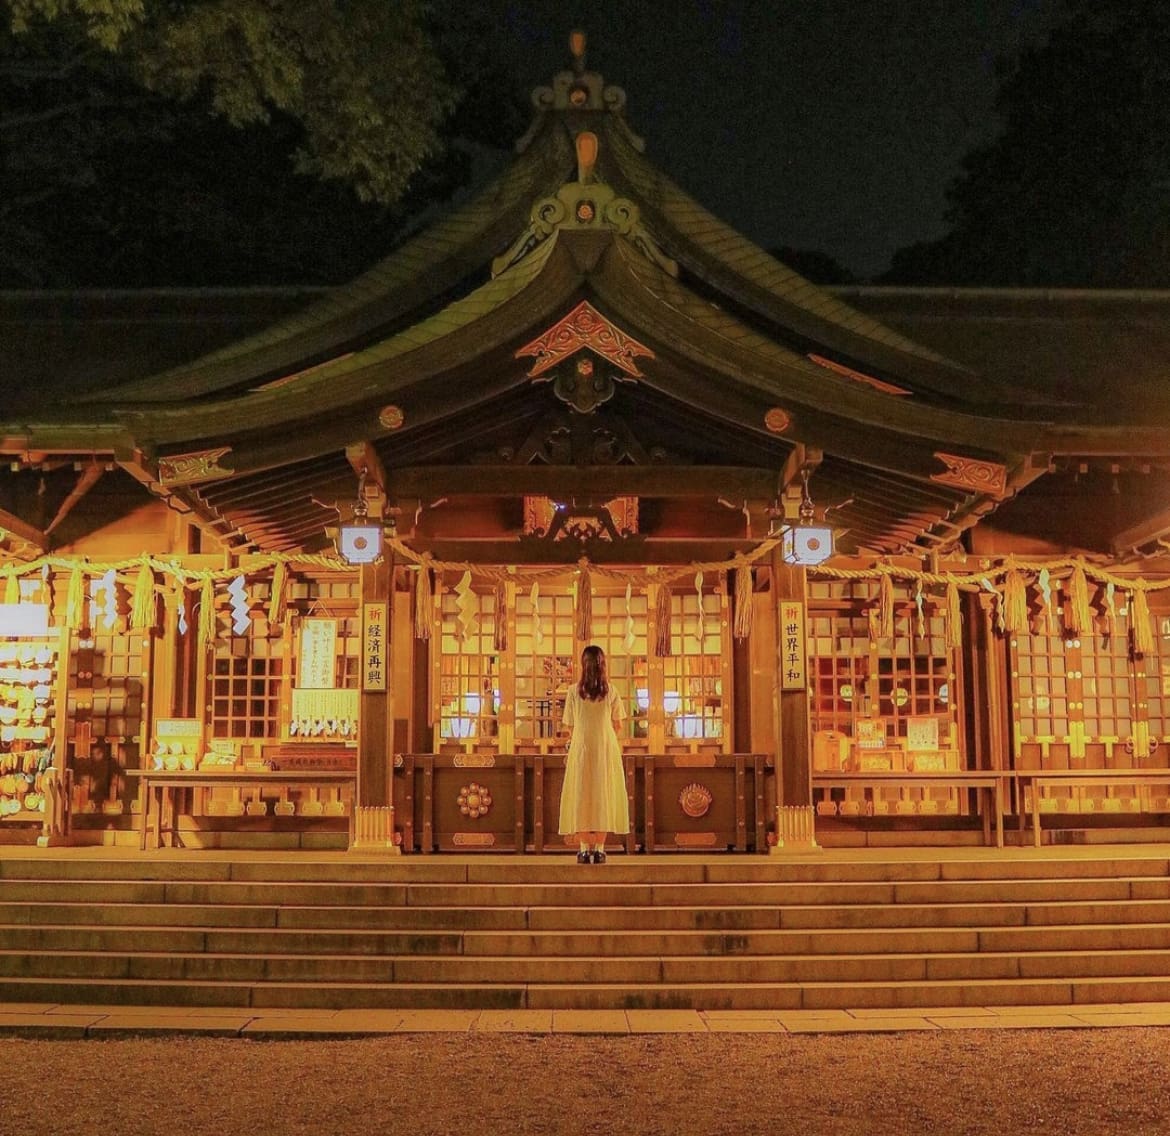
[351,804,401,854]
[770,803,820,854]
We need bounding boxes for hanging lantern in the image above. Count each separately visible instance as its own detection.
[774,469,834,567]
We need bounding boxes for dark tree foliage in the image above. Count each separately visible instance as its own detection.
[0,2,528,286]
[883,0,1170,287]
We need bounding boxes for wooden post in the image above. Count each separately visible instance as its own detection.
[353,551,398,852]
[770,550,817,853]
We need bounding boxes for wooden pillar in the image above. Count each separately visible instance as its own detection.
[353,552,398,851]
[770,549,817,852]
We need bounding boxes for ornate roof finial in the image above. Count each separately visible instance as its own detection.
[569,29,586,75]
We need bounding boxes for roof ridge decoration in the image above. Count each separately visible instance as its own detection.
[531,30,628,116]
[493,131,676,279]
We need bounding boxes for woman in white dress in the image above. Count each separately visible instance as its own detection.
[559,644,630,863]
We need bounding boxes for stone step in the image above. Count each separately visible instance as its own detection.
[8,947,1170,986]
[3,920,1166,959]
[2,854,1167,886]
[5,970,1170,1011]
[1,875,1165,910]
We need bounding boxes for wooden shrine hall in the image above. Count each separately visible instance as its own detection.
[3,35,1170,856]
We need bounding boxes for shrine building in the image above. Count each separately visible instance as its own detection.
[3,36,1170,857]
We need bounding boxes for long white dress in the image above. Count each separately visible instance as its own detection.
[558,685,630,835]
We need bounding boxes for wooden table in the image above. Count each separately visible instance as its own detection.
[1012,768,1170,847]
[812,771,1004,847]
[129,769,356,850]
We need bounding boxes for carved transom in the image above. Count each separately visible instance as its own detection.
[516,301,655,379]
[524,496,638,542]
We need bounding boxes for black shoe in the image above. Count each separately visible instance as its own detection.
[576,851,590,864]
[591,850,607,864]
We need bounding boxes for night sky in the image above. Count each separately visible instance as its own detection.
[484,0,1061,278]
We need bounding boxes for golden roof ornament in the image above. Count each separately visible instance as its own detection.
[531,28,627,114]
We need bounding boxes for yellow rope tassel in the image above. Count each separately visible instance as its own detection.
[1067,564,1093,637]
[1003,569,1028,636]
[733,562,753,641]
[655,584,673,658]
[2,574,17,605]
[414,558,432,641]
[945,581,962,651]
[1131,588,1154,656]
[268,560,287,626]
[877,572,895,640]
[575,561,592,642]
[65,566,85,630]
[198,576,216,653]
[493,580,507,652]
[130,559,155,631]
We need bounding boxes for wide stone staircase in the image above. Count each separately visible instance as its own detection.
[2,852,1170,1011]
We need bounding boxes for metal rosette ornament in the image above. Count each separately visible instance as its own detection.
[678,783,713,819]
[457,782,492,819]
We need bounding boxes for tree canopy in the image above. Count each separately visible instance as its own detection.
[883,0,1170,287]
[1,0,522,286]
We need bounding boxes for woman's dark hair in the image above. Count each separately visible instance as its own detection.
[577,644,609,701]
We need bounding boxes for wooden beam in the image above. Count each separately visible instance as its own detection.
[0,505,46,556]
[407,538,757,565]
[386,465,780,500]
[44,461,103,536]
[779,444,823,492]
[1112,505,1170,556]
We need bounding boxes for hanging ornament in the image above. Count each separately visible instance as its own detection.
[1002,568,1028,636]
[454,570,476,642]
[226,575,251,635]
[694,572,705,643]
[733,559,753,641]
[1037,568,1053,632]
[493,579,507,652]
[268,560,288,626]
[575,560,592,641]
[1066,564,1092,637]
[877,572,895,640]
[131,559,156,631]
[914,581,925,641]
[1132,588,1154,657]
[624,581,636,651]
[1104,581,1117,638]
[655,583,673,658]
[945,581,962,651]
[92,569,118,631]
[65,565,85,631]
[530,581,543,647]
[198,576,216,652]
[414,557,433,641]
[980,577,1003,634]
[177,588,189,637]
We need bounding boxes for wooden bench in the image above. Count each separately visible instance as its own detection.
[130,769,357,850]
[1011,768,1170,847]
[811,771,1004,847]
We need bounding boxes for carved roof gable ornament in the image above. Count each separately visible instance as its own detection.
[516,300,655,381]
[158,446,233,486]
[931,452,1008,499]
[492,130,677,278]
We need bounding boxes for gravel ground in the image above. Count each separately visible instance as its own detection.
[3,1030,1169,1136]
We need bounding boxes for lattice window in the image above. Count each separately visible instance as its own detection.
[1080,624,1133,741]
[589,590,649,742]
[209,581,283,740]
[808,580,874,734]
[878,604,953,744]
[664,582,725,742]
[1144,609,1170,740]
[437,588,498,742]
[515,589,574,743]
[1011,628,1069,742]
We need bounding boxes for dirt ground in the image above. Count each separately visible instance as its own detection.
[2,1029,1168,1136]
